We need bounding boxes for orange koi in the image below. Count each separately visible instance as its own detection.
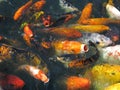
[47,27,82,39]
[70,24,110,33]
[52,40,89,56]
[42,15,53,27]
[0,72,25,90]
[23,25,33,38]
[31,0,46,11]
[108,0,114,5]
[20,65,49,83]
[81,18,120,25]
[66,76,90,90]
[23,34,31,46]
[77,3,93,24]
[13,0,32,21]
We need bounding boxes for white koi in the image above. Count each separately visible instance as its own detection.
[77,32,112,47]
[106,4,120,19]
[59,0,79,13]
[99,45,120,64]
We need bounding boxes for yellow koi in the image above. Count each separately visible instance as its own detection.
[77,3,93,24]
[70,24,110,33]
[81,18,120,25]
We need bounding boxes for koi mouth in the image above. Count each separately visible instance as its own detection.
[82,44,89,53]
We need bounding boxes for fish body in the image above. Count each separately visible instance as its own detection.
[99,45,120,64]
[23,25,34,38]
[81,18,120,25]
[13,0,32,21]
[77,3,93,24]
[70,24,110,33]
[105,83,120,90]
[52,75,90,90]
[31,0,46,11]
[77,32,112,47]
[52,40,89,56]
[106,4,120,19]
[20,65,49,83]
[59,0,79,13]
[0,72,25,90]
[48,27,82,39]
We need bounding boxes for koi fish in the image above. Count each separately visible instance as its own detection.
[106,4,120,19]
[77,32,112,47]
[69,24,110,33]
[42,15,53,27]
[19,65,49,83]
[66,76,90,90]
[47,27,82,39]
[59,0,79,13]
[77,3,93,24]
[51,40,89,56]
[30,0,46,11]
[23,24,34,38]
[53,41,99,69]
[99,45,120,64]
[53,75,90,90]
[105,83,120,90]
[0,72,25,90]
[13,0,32,21]
[81,18,120,25]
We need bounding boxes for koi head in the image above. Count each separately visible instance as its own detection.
[42,15,53,27]
[91,33,113,47]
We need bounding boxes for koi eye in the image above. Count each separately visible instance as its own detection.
[96,42,100,44]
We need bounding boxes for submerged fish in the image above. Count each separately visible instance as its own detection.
[30,0,46,11]
[77,32,112,47]
[0,72,25,90]
[106,4,120,19]
[19,65,49,83]
[59,0,79,13]
[13,0,33,21]
[99,45,120,64]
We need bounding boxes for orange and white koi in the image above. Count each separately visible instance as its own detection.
[81,18,120,25]
[19,65,49,83]
[52,41,99,69]
[13,0,33,21]
[99,45,120,64]
[106,4,120,19]
[69,24,110,33]
[51,40,89,56]
[77,3,93,24]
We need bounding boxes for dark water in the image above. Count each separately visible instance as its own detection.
[0,0,120,90]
